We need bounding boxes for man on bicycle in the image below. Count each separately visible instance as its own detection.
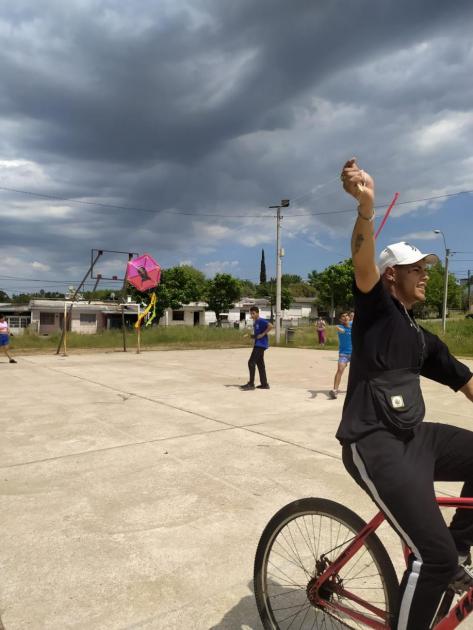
[336,158,473,630]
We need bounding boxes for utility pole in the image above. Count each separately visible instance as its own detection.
[434,230,450,333]
[467,269,471,313]
[441,248,450,333]
[269,199,289,343]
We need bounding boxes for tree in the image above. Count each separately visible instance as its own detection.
[10,290,66,303]
[308,259,354,318]
[281,274,303,286]
[41,291,65,299]
[206,273,241,325]
[130,266,205,323]
[82,289,116,301]
[420,262,462,317]
[0,290,10,302]
[265,280,292,310]
[177,265,207,296]
[11,293,33,304]
[279,287,293,311]
[255,278,292,314]
[259,249,267,285]
[239,279,257,297]
[287,282,317,298]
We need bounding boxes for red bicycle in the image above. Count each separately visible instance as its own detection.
[254,497,473,629]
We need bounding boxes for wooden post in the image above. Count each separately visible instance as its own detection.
[136,304,141,354]
[56,249,103,354]
[120,253,133,353]
[121,303,127,352]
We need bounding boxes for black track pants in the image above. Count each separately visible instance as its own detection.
[342,423,473,630]
[248,347,268,386]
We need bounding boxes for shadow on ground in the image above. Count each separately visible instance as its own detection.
[209,590,262,630]
[307,389,331,399]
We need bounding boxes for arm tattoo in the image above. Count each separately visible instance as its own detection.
[353,233,364,254]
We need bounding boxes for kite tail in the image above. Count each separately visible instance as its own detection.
[145,292,157,327]
[134,292,157,329]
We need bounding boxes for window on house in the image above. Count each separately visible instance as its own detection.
[40,312,55,325]
[80,313,97,324]
[172,310,185,321]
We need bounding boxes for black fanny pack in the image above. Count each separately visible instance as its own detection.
[368,368,425,432]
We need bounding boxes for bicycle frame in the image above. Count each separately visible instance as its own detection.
[309,497,473,630]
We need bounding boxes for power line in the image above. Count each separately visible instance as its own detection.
[0,274,122,284]
[1,184,473,220]
[290,189,473,217]
[0,175,342,219]
[290,175,340,205]
[0,185,275,218]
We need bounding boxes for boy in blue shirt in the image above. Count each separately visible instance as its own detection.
[240,306,273,390]
[329,312,352,399]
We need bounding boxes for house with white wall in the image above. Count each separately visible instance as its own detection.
[281,296,318,325]
[28,300,139,334]
[0,303,31,335]
[1,293,318,334]
[157,296,318,328]
[158,298,272,327]
[159,302,209,326]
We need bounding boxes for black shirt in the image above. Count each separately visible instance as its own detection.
[335,279,472,443]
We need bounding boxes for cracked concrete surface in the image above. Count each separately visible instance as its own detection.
[1,348,472,629]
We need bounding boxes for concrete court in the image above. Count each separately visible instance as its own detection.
[1,347,472,630]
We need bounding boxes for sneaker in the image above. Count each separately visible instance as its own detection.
[256,384,270,389]
[240,383,255,391]
[451,554,473,594]
[9,358,17,364]
[329,389,338,399]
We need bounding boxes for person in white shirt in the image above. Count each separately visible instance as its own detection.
[0,314,17,363]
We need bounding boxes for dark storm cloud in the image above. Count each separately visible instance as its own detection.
[2,0,471,163]
[1,0,473,281]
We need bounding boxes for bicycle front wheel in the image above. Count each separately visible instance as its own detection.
[254,498,399,629]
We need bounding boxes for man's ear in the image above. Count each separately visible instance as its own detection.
[384,266,396,283]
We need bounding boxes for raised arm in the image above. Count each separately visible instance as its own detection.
[341,158,380,293]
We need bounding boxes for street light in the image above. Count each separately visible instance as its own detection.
[433,229,450,333]
[269,199,290,343]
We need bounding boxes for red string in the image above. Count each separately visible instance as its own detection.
[375,192,399,240]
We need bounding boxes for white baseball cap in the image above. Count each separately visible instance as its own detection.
[378,242,439,274]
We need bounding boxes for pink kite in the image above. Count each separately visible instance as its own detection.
[127,253,161,292]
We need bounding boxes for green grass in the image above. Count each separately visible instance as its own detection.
[8,319,473,357]
[419,319,473,357]
[283,320,473,357]
[10,326,249,352]
[278,325,339,349]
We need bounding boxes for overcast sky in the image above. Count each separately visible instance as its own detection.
[1,0,473,295]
